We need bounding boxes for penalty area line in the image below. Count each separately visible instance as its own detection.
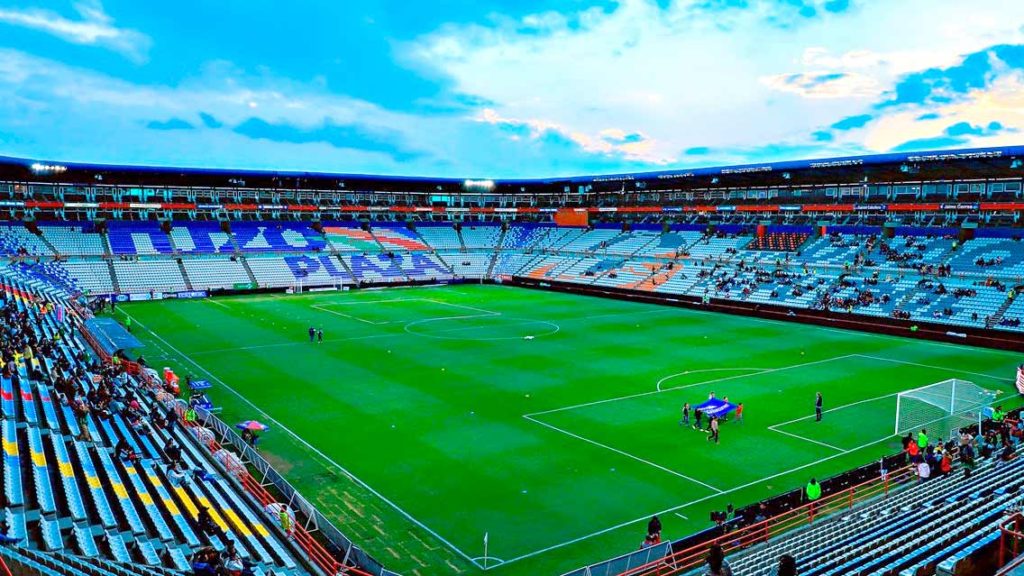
[523,415,723,494]
[655,368,769,392]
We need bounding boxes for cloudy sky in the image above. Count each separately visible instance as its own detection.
[0,0,1023,178]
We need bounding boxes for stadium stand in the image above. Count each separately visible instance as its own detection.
[459,224,503,249]
[0,224,52,256]
[0,265,394,576]
[169,222,234,254]
[106,221,174,255]
[5,147,1024,575]
[182,256,253,290]
[40,224,107,256]
[414,224,462,251]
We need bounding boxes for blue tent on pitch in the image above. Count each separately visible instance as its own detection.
[695,398,737,418]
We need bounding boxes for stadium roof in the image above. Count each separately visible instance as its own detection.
[3,145,1024,193]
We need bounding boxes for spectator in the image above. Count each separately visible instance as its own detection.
[279,507,293,537]
[805,478,821,503]
[197,507,224,540]
[647,515,662,541]
[916,459,931,481]
[168,462,188,487]
[704,544,733,576]
[769,554,797,576]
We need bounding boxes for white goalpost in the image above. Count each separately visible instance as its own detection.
[894,378,998,440]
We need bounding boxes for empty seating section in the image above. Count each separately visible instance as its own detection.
[444,253,493,277]
[602,231,660,256]
[40,225,106,256]
[641,231,701,258]
[371,225,431,251]
[398,252,451,280]
[557,228,621,252]
[111,259,187,293]
[491,253,536,276]
[500,224,550,249]
[460,225,503,249]
[231,222,327,252]
[248,254,351,288]
[0,273,310,575]
[170,222,234,253]
[321,223,381,252]
[0,224,52,256]
[182,257,252,289]
[55,261,114,294]
[106,222,173,255]
[533,227,585,250]
[415,225,462,250]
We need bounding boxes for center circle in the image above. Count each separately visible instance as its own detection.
[404,315,560,341]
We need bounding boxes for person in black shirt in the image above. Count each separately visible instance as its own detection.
[815,392,823,422]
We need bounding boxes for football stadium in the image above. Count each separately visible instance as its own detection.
[5,2,1024,576]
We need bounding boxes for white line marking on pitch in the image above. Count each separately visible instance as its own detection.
[523,415,723,494]
[674,513,688,520]
[492,430,900,568]
[853,354,1007,381]
[656,368,768,392]
[526,354,857,418]
[117,309,484,569]
[311,304,396,325]
[767,427,844,452]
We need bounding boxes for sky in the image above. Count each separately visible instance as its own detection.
[0,0,1023,178]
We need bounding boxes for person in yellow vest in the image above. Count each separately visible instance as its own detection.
[184,406,197,423]
[279,508,292,537]
[806,478,822,508]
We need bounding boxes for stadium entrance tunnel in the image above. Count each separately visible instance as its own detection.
[403,315,560,341]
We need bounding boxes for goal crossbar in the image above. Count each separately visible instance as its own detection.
[894,378,996,438]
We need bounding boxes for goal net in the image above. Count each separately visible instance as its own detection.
[894,379,996,440]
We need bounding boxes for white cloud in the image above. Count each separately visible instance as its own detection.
[760,72,880,98]
[0,1,151,61]
[863,71,1024,152]
[409,0,1024,165]
[475,108,669,163]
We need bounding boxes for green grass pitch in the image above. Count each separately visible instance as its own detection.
[114,284,1023,575]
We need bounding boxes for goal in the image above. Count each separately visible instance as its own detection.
[894,379,996,440]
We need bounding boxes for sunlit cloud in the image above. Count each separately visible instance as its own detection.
[0,1,151,61]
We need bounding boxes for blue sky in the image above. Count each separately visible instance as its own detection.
[0,0,1023,178]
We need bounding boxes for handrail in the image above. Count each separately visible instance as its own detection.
[616,465,915,576]
[0,554,12,576]
[998,512,1024,574]
[177,388,376,576]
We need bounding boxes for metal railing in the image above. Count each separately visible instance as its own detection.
[612,465,915,576]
